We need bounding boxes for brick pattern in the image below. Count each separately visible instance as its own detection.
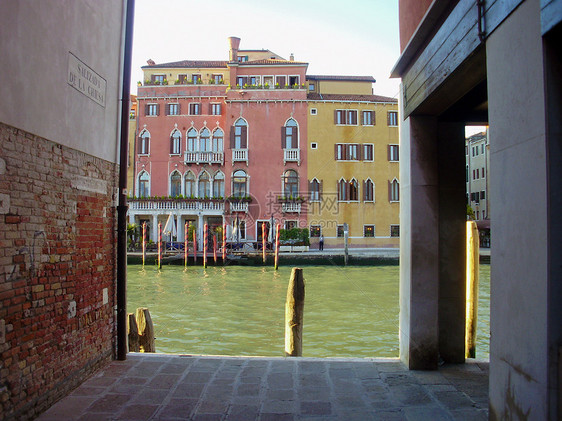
[0,122,118,420]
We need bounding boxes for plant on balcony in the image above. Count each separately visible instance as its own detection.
[277,195,305,202]
[279,228,310,246]
[228,195,252,202]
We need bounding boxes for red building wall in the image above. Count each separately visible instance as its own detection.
[399,0,434,51]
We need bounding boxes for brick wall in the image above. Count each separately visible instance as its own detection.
[0,122,118,420]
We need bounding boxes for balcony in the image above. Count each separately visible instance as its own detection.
[282,202,301,213]
[232,149,248,165]
[229,201,249,213]
[184,151,224,165]
[128,199,224,212]
[283,148,300,165]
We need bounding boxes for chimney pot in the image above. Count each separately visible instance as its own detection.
[228,37,241,62]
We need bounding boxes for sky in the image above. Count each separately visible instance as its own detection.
[131,0,401,98]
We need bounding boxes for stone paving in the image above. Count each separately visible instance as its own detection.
[37,353,489,421]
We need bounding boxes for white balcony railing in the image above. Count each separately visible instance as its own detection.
[229,201,249,213]
[232,149,248,164]
[184,151,224,165]
[282,202,301,213]
[129,200,224,212]
[283,148,300,165]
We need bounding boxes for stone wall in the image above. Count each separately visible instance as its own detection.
[0,122,118,420]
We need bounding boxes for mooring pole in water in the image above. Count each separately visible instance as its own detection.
[157,222,162,269]
[274,224,280,270]
[344,222,349,266]
[135,307,155,352]
[193,229,197,265]
[142,222,146,267]
[184,222,188,268]
[465,220,480,358]
[203,223,208,268]
[285,267,305,357]
[222,223,226,263]
[213,234,217,264]
[262,222,266,264]
[127,313,140,352]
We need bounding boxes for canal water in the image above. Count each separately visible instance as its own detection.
[127,264,490,359]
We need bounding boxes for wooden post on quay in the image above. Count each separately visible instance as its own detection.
[285,267,305,357]
[465,221,479,358]
[136,307,155,352]
[127,313,140,352]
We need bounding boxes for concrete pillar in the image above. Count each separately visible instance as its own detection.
[486,0,556,417]
[437,122,466,363]
[399,113,440,370]
[151,214,158,243]
[544,22,562,420]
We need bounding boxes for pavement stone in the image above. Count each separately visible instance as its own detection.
[37,354,489,421]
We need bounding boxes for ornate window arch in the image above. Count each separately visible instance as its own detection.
[200,127,211,152]
[213,171,225,198]
[283,169,299,198]
[231,118,248,149]
[187,128,198,152]
[170,128,181,155]
[198,171,211,198]
[212,128,224,152]
[184,171,195,198]
[138,129,150,155]
[170,170,182,197]
[282,118,299,149]
[137,170,150,198]
[232,169,248,198]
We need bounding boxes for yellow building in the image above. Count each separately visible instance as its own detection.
[306,76,399,249]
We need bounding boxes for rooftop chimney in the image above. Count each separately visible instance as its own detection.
[228,37,241,62]
[147,59,155,66]
[289,53,294,61]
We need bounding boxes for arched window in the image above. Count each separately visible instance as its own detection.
[349,179,359,201]
[138,171,150,198]
[389,179,399,202]
[283,170,299,198]
[212,129,224,152]
[213,171,225,198]
[231,118,247,149]
[282,118,299,149]
[170,129,181,155]
[232,170,247,198]
[138,130,150,155]
[309,178,321,201]
[187,128,198,152]
[338,178,347,201]
[200,128,211,152]
[170,171,182,197]
[364,179,374,202]
[184,171,195,198]
[198,171,210,198]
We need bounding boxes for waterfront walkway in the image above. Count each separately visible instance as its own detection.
[38,353,488,420]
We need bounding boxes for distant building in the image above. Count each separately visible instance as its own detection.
[130,37,399,249]
[466,130,490,246]
[306,76,399,248]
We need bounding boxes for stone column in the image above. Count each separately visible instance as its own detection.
[486,0,553,417]
[437,122,466,363]
[151,214,158,243]
[399,113,440,370]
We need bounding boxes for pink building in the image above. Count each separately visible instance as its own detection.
[130,37,308,247]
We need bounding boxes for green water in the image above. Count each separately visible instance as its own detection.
[127,264,490,359]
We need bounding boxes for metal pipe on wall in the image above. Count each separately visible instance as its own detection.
[117,0,135,361]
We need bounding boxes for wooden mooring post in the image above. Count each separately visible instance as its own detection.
[465,221,479,358]
[127,307,155,353]
[285,267,305,357]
